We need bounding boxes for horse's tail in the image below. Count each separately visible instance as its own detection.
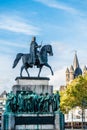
[12,53,23,68]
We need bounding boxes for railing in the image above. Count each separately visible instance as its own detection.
[65,122,87,129]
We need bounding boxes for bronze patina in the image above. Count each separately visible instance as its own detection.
[12,36,53,77]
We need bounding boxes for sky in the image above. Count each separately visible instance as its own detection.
[0,0,87,93]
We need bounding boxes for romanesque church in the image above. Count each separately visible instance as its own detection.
[66,53,87,85]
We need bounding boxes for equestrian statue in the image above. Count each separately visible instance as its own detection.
[12,36,54,77]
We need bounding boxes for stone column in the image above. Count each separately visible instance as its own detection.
[2,113,15,130]
[54,112,60,130]
[8,113,15,130]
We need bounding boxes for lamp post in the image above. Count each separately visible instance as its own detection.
[82,103,84,130]
[82,99,87,130]
[71,109,73,130]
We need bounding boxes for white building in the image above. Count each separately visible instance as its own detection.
[0,91,7,127]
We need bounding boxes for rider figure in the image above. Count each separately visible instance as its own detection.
[30,36,41,64]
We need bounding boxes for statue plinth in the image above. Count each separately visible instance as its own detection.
[2,112,62,130]
[2,77,64,130]
[12,77,53,95]
[15,77,50,85]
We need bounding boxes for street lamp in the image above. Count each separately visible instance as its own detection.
[82,99,87,130]
[71,109,73,130]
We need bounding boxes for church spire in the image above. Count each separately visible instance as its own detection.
[73,51,79,70]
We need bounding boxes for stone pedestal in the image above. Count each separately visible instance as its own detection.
[12,77,53,95]
[2,77,64,130]
[15,113,55,130]
[2,112,61,130]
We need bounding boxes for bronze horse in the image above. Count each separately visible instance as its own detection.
[12,45,54,77]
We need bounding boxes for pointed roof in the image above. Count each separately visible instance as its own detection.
[66,68,69,73]
[70,65,74,72]
[73,52,79,70]
[73,52,82,77]
[0,90,7,98]
[83,65,87,72]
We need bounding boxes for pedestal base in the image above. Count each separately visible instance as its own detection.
[2,77,64,130]
[2,112,63,130]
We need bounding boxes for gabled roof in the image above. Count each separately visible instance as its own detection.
[66,68,69,73]
[70,65,74,72]
[0,90,7,98]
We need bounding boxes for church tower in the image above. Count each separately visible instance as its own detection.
[83,66,87,75]
[66,68,70,85]
[66,52,82,85]
[73,52,82,78]
[73,52,79,70]
[70,65,74,81]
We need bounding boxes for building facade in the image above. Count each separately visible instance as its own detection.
[0,91,7,128]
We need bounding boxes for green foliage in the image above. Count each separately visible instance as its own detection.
[60,74,87,113]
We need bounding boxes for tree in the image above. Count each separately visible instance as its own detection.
[60,74,87,113]
[60,74,87,129]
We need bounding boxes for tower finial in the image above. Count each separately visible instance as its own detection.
[75,50,77,54]
[73,50,79,70]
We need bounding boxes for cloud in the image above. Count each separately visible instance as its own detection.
[49,67,66,90]
[0,55,13,92]
[51,41,68,53]
[0,54,22,93]
[50,41,73,61]
[0,15,40,35]
[0,39,27,49]
[34,0,78,14]
[0,39,29,55]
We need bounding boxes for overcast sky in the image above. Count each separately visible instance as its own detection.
[0,0,87,93]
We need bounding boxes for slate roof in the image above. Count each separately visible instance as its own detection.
[73,53,82,77]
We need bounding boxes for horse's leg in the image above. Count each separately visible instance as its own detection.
[44,63,54,75]
[20,65,25,77]
[25,67,30,77]
[38,66,43,77]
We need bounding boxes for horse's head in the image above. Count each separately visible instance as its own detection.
[38,44,54,76]
[46,45,53,56]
